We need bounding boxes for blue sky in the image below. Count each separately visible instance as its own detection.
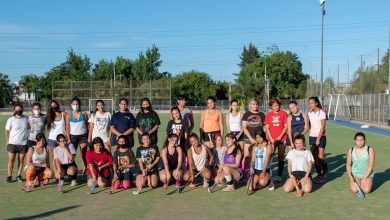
[1,0,389,83]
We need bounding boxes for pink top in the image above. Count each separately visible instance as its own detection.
[308,109,326,137]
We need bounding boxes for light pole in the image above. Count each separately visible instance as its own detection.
[387,26,390,125]
[320,0,326,102]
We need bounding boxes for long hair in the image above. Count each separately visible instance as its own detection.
[35,133,47,148]
[140,98,152,113]
[170,106,182,120]
[89,137,104,152]
[229,99,239,113]
[225,132,241,157]
[163,133,179,149]
[47,100,60,130]
[93,99,106,116]
[308,96,323,109]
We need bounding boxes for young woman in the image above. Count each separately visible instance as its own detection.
[5,103,29,183]
[264,98,288,182]
[200,96,223,149]
[226,99,244,151]
[166,106,189,154]
[136,98,160,146]
[346,132,375,194]
[214,133,243,192]
[135,134,161,189]
[88,100,112,151]
[47,100,66,169]
[283,134,314,195]
[27,103,46,149]
[65,97,89,175]
[86,137,113,189]
[212,133,226,170]
[112,135,136,190]
[24,133,53,191]
[242,98,266,179]
[53,134,78,187]
[249,130,273,192]
[159,134,183,187]
[110,98,136,148]
[287,101,309,150]
[176,95,194,133]
[183,133,214,188]
[308,96,328,183]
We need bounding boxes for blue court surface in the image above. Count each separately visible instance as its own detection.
[328,120,390,137]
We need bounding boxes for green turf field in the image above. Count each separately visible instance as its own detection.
[0,113,389,220]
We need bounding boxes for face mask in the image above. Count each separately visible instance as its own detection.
[33,109,41,115]
[71,105,79,111]
[118,144,127,148]
[142,106,151,111]
[52,106,60,112]
[15,110,23,116]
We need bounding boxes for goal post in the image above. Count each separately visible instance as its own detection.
[88,98,115,114]
[327,94,351,121]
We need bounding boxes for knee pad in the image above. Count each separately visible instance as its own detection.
[113,183,121,190]
[122,182,131,189]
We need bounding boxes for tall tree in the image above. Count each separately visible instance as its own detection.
[239,43,260,68]
[0,73,11,107]
[19,74,39,102]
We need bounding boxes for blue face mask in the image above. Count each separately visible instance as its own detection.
[71,105,79,111]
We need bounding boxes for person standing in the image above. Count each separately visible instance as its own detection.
[88,100,112,151]
[200,96,223,149]
[110,98,136,148]
[27,103,46,149]
[5,104,29,183]
[176,95,194,133]
[136,98,160,146]
[286,101,309,150]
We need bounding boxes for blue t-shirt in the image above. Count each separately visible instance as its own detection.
[110,111,136,147]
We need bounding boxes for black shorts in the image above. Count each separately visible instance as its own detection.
[286,134,306,146]
[7,144,27,154]
[254,169,270,176]
[26,140,37,148]
[137,169,158,176]
[70,133,88,147]
[34,167,45,177]
[309,136,326,148]
[203,130,221,142]
[231,131,245,142]
[118,171,132,181]
[292,171,311,181]
[60,162,78,171]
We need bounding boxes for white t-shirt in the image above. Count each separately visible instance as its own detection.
[88,111,111,142]
[285,149,314,172]
[5,116,29,145]
[53,144,77,165]
[308,109,326,137]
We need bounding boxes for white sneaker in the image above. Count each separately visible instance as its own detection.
[268,180,275,191]
[71,180,77,186]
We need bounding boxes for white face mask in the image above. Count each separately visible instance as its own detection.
[71,105,79,111]
[32,109,41,115]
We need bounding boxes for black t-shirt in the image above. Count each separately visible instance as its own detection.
[113,148,136,173]
[136,145,160,172]
[136,110,161,145]
[166,120,188,149]
[242,111,266,139]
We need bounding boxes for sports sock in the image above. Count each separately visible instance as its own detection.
[225,175,233,185]
[320,159,328,174]
[315,164,322,176]
[278,160,284,177]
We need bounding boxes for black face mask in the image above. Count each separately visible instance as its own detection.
[142,106,151,111]
[52,106,60,112]
[118,144,127,148]
[15,110,23,116]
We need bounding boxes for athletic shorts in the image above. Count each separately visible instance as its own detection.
[118,171,132,181]
[7,144,27,154]
[34,167,45,177]
[292,171,311,181]
[26,140,37,148]
[70,133,88,147]
[286,134,305,146]
[87,174,110,181]
[47,139,57,148]
[202,130,221,142]
[254,169,270,176]
[60,162,78,171]
[309,136,326,148]
[137,169,158,176]
[231,131,245,142]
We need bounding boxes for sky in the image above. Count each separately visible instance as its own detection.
[0,0,389,84]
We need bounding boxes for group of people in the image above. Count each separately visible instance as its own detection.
[5,95,375,196]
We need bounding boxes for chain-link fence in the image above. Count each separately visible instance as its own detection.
[52,79,172,112]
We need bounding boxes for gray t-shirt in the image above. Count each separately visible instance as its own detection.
[28,114,47,141]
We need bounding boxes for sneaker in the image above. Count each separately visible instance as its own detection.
[314,175,324,184]
[189,182,196,188]
[57,179,64,192]
[268,180,275,191]
[203,180,209,188]
[71,180,77,186]
[163,181,168,188]
[17,176,23,183]
[5,176,12,183]
[175,180,181,187]
[222,184,235,192]
[25,181,33,192]
[273,176,282,182]
[322,172,328,180]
